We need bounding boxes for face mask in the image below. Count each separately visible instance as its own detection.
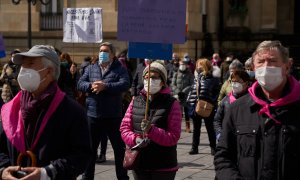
[231,82,244,95]
[196,68,203,74]
[98,52,110,65]
[226,57,232,62]
[247,70,255,78]
[143,78,162,94]
[179,64,186,71]
[255,66,283,91]
[17,67,47,92]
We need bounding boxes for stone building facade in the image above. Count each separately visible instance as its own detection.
[0,0,299,64]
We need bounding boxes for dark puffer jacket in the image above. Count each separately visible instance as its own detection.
[214,92,300,180]
[77,59,130,118]
[187,73,220,107]
[213,95,231,138]
[214,91,248,139]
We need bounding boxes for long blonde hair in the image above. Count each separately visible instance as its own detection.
[196,58,212,76]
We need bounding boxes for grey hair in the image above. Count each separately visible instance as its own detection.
[41,57,60,80]
[252,40,289,63]
[244,57,253,68]
[229,59,244,70]
[100,42,116,55]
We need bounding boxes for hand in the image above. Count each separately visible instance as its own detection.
[133,137,150,149]
[141,119,152,133]
[2,166,20,179]
[91,81,106,94]
[20,167,41,180]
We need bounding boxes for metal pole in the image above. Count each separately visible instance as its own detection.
[28,0,32,48]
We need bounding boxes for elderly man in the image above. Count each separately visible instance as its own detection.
[78,42,130,180]
[214,41,300,179]
[0,45,92,179]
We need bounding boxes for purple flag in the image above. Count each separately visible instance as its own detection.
[118,0,186,44]
[0,34,6,58]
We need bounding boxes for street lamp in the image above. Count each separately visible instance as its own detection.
[12,0,51,49]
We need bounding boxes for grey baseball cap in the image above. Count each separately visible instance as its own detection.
[13,45,60,67]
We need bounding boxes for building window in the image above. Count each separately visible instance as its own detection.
[40,0,63,30]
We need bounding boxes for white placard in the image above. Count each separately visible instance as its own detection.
[63,8,103,43]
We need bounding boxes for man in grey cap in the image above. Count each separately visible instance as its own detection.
[0,45,92,179]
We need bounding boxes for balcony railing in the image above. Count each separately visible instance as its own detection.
[40,13,63,31]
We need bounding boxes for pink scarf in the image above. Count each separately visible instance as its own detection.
[248,76,300,124]
[1,86,65,153]
[229,91,237,104]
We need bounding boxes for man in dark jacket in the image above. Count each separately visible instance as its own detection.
[0,45,92,179]
[78,42,130,180]
[214,40,300,180]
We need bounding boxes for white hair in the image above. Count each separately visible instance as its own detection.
[41,57,60,80]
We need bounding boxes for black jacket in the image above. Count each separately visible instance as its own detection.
[0,95,92,180]
[214,91,300,180]
[187,73,220,107]
[131,63,146,96]
[214,92,248,137]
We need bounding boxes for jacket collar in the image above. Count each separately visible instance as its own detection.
[1,85,65,153]
[248,76,300,123]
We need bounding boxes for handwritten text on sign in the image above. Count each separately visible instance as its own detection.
[63,8,103,43]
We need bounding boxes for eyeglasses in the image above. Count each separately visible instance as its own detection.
[143,75,161,80]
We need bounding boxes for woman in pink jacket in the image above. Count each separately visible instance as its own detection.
[120,61,182,180]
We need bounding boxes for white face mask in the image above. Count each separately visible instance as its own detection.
[231,82,244,95]
[143,78,162,94]
[255,66,283,91]
[179,64,186,71]
[17,67,47,92]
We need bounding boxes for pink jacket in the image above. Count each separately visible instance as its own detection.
[120,87,182,148]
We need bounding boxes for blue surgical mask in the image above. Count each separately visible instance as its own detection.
[99,52,110,64]
[247,70,255,78]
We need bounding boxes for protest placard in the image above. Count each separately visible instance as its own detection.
[0,34,6,58]
[63,8,103,43]
[128,42,172,60]
[118,0,186,44]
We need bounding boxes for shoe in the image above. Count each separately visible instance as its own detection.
[211,148,216,156]
[188,148,198,155]
[96,154,106,163]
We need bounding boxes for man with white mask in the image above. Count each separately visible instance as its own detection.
[78,42,130,180]
[214,41,300,179]
[0,45,92,179]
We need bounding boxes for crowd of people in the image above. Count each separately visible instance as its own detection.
[0,40,299,180]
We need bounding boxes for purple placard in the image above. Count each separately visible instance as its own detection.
[0,34,6,58]
[117,0,186,44]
